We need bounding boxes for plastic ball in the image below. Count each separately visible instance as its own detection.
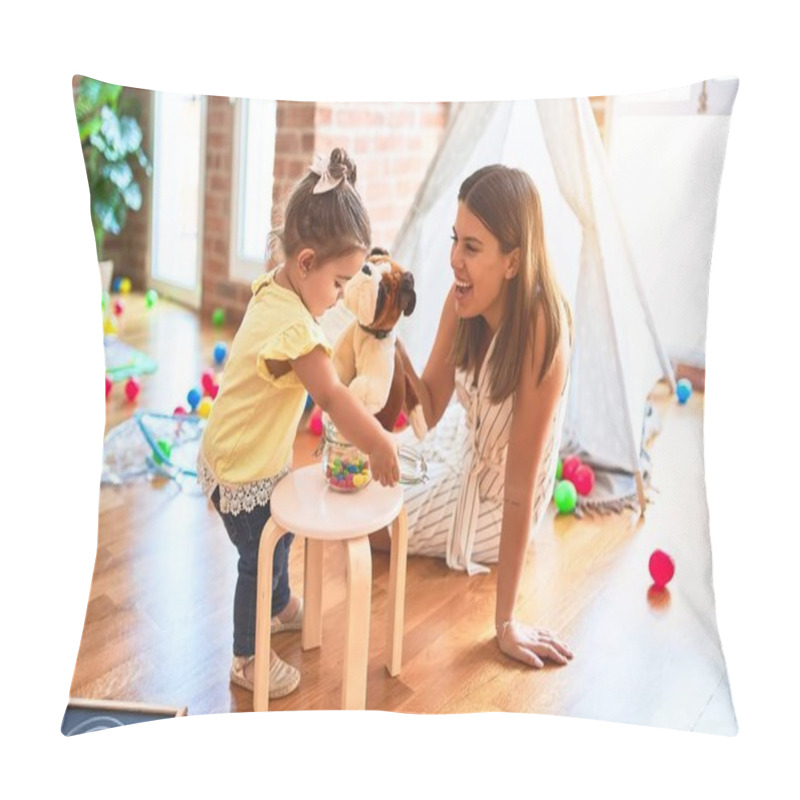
[201,369,217,394]
[112,276,122,293]
[309,406,323,436]
[113,299,124,317]
[187,387,202,410]
[103,317,117,335]
[101,291,109,312]
[555,457,563,481]
[153,439,172,465]
[209,383,219,400]
[676,378,693,404]
[197,397,213,418]
[212,308,226,327]
[120,277,132,294]
[105,376,112,399]
[649,549,675,589]
[553,480,578,514]
[562,456,582,484]
[173,406,187,416]
[573,464,595,496]
[145,289,159,308]
[213,342,228,365]
[124,377,141,402]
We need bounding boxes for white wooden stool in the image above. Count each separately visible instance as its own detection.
[253,464,407,711]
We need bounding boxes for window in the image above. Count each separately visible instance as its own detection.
[230,99,278,282]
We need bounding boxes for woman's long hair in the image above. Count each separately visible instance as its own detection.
[453,165,571,402]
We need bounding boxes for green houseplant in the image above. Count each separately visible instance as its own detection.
[74,77,152,273]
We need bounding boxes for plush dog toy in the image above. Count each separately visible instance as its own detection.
[333,247,428,439]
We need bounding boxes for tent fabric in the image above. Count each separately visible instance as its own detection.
[391,98,673,513]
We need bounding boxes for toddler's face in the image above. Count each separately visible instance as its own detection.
[304,249,366,318]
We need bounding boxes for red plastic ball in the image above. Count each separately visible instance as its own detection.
[105,376,113,399]
[124,377,141,402]
[209,383,219,400]
[649,550,675,589]
[113,299,124,317]
[573,464,595,496]
[201,369,217,394]
[173,406,187,416]
[562,456,582,484]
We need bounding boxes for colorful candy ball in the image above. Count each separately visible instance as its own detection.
[113,299,124,317]
[103,317,117,335]
[209,383,219,400]
[105,376,112,399]
[145,289,159,308]
[112,276,122,293]
[173,406,188,416]
[676,378,693,404]
[212,308,226,327]
[213,342,227,365]
[197,397,213,418]
[187,387,202,410]
[555,457,563,481]
[573,464,595,496]
[553,479,578,514]
[101,291,109,312]
[120,277,132,294]
[562,456,582,484]
[124,377,141,402]
[649,549,675,589]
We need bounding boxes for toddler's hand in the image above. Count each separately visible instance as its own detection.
[369,430,400,487]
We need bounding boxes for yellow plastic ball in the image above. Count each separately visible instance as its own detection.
[197,397,213,418]
[103,317,117,335]
[120,277,132,294]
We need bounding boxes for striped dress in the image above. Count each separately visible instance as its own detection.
[398,333,569,575]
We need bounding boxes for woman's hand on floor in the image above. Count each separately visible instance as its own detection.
[496,620,574,668]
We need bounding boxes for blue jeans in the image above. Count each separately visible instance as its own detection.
[211,487,294,657]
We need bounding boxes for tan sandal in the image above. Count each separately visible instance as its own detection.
[230,654,300,699]
[271,597,304,634]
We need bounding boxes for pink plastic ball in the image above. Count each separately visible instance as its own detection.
[113,299,124,317]
[309,406,323,436]
[394,411,408,430]
[649,550,675,589]
[573,464,595,496]
[562,456,582,484]
[173,406,187,416]
[124,377,141,402]
[105,376,113,399]
[209,383,219,400]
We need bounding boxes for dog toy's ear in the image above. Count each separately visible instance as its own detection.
[400,272,416,316]
[370,246,389,257]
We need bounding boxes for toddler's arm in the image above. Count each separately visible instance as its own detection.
[290,346,399,486]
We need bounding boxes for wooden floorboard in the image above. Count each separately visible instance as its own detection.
[67,293,737,733]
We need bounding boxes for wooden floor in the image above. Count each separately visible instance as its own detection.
[69,293,737,733]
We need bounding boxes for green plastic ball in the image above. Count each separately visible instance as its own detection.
[556,457,563,481]
[212,308,226,327]
[145,289,159,308]
[153,439,172,465]
[554,479,578,514]
[101,291,109,312]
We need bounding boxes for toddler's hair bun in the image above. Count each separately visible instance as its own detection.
[328,147,357,186]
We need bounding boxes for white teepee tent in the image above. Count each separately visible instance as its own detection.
[391,98,675,511]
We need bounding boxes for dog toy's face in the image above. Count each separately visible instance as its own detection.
[343,248,416,330]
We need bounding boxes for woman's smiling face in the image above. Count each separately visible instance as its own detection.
[450,202,517,330]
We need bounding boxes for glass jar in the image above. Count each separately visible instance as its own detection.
[322,419,372,492]
[320,417,430,492]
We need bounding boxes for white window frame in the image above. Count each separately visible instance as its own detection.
[229,98,278,284]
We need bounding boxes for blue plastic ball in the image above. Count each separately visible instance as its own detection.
[676,378,693,404]
[187,387,202,409]
[213,341,227,365]
[112,276,122,293]
[305,393,315,412]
